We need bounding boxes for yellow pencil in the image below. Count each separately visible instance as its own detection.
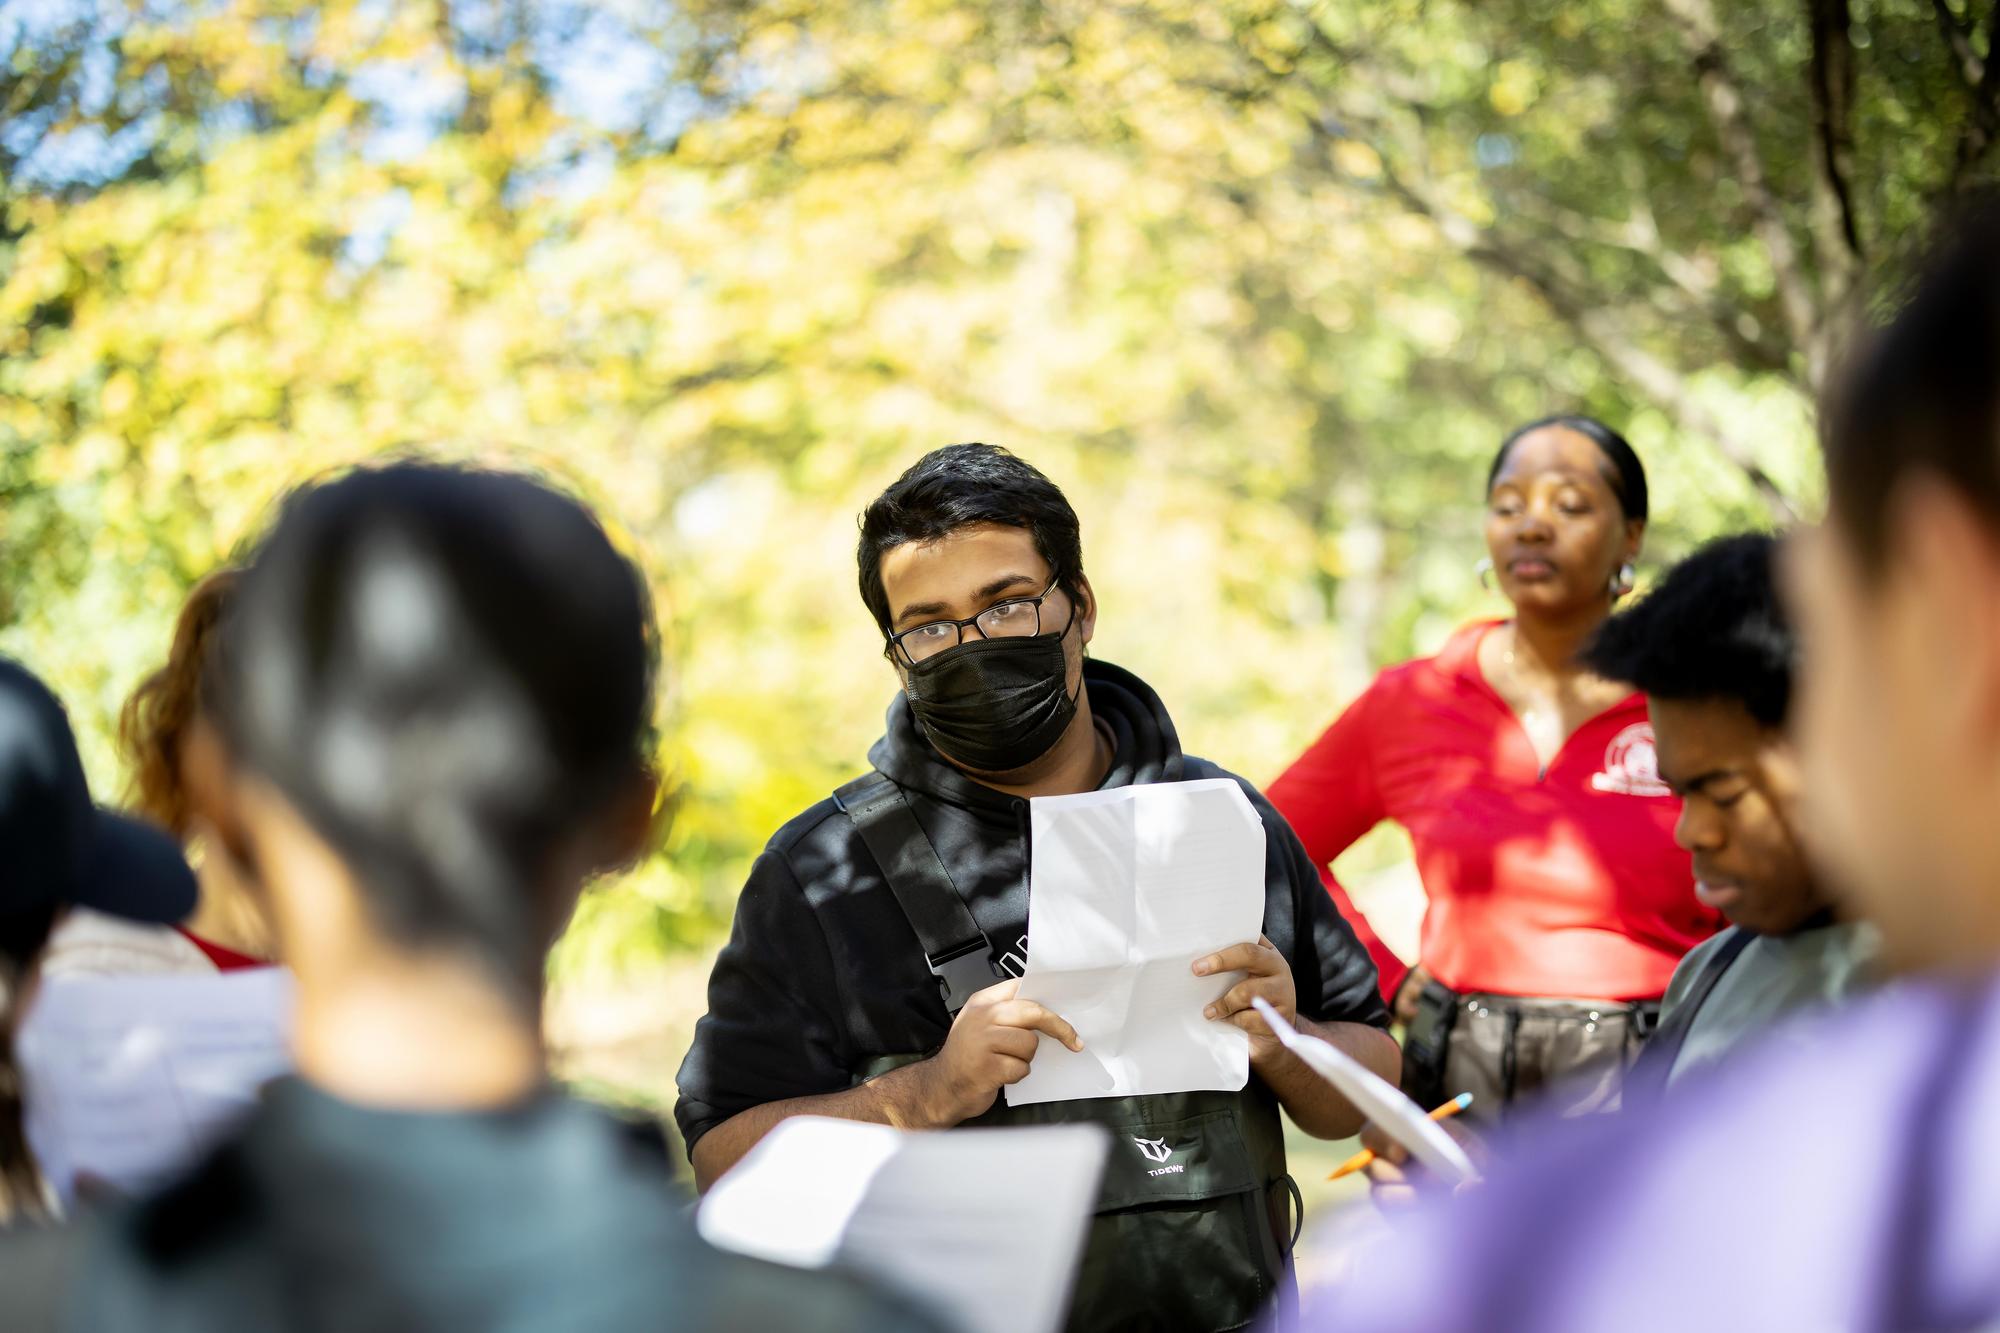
[1327,1093,1474,1180]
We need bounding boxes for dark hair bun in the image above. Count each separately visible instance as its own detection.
[214,463,657,991]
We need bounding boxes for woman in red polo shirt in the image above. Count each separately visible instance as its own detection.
[1270,416,1721,1124]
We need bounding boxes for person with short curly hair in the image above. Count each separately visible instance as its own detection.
[1582,533,1878,1104]
[38,571,271,976]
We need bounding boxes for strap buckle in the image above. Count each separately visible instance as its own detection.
[1628,1000,1664,1039]
[928,937,1003,1014]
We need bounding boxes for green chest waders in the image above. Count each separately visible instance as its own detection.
[836,773,1300,1333]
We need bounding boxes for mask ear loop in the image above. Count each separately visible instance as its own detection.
[1050,584,1087,708]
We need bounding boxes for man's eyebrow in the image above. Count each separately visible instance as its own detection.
[891,573,1043,629]
[892,599,950,629]
[1667,768,1737,797]
[976,572,1043,601]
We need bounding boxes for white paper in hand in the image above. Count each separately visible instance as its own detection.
[1249,997,1478,1185]
[1006,778,1265,1106]
[698,1117,1108,1333]
[16,969,294,1205]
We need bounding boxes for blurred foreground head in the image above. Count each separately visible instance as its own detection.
[1787,205,2000,974]
[211,463,659,1008]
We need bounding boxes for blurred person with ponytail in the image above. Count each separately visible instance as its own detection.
[1269,418,1721,1125]
[3,464,939,1332]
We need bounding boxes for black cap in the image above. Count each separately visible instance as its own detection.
[0,658,198,924]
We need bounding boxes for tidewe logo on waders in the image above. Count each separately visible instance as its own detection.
[1132,1136,1185,1177]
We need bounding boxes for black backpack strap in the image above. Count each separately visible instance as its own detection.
[1624,926,1758,1106]
[834,772,1001,1015]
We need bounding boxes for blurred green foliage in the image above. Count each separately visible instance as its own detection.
[3,0,1994,968]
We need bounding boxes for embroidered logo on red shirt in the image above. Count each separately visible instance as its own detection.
[1589,723,1672,797]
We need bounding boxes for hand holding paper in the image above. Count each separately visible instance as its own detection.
[1194,934,1299,1066]
[1006,779,1267,1107]
[927,977,1085,1122]
[1249,996,1479,1187]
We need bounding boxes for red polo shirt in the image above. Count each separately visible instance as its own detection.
[173,927,267,972]
[1268,621,1720,1003]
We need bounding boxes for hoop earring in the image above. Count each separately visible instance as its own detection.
[1610,563,1636,599]
[1476,557,1495,591]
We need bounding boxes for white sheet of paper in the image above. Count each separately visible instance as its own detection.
[16,969,294,1205]
[698,1117,1109,1333]
[1006,778,1266,1107]
[1249,997,1479,1185]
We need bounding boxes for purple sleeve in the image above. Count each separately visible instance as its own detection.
[1294,980,2000,1333]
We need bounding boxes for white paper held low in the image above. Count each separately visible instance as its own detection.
[16,968,295,1205]
[1249,996,1479,1185]
[698,1117,1109,1333]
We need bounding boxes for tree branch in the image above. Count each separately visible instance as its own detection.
[1949,7,2000,193]
[1283,9,1799,380]
[1275,29,1803,519]
[1663,0,1822,385]
[1805,0,1864,302]
[1361,136,1799,522]
[1931,0,1985,88]
[1499,190,1795,375]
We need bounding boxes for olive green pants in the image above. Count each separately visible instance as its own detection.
[1443,994,1655,1128]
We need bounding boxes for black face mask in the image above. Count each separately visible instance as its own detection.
[903,620,1080,774]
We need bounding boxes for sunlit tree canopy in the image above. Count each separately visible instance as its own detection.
[5,0,1995,966]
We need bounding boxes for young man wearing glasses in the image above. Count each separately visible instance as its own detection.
[676,443,1395,1331]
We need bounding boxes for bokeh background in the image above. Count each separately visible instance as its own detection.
[7,0,1995,1237]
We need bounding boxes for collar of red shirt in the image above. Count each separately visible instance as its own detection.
[1433,618,1647,718]
[1433,618,1504,683]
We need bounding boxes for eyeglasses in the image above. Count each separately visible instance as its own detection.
[886,578,1067,665]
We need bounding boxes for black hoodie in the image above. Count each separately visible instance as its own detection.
[676,661,1389,1153]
